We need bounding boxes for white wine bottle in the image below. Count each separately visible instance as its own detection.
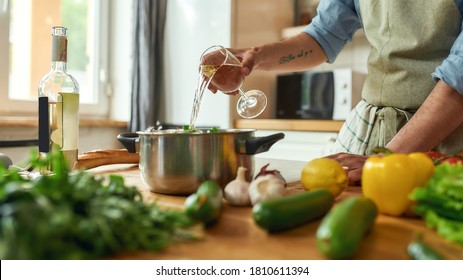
[38,26,79,170]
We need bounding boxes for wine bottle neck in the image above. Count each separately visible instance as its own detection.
[51,61,67,72]
[51,35,67,62]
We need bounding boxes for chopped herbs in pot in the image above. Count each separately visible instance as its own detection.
[0,148,196,259]
[208,127,219,133]
[182,125,193,132]
[182,125,219,133]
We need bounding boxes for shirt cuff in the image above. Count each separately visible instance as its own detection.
[304,23,347,64]
[432,54,463,95]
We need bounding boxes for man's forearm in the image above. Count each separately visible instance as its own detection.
[252,33,328,72]
[386,80,463,153]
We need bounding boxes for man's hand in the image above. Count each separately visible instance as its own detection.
[325,153,367,186]
[200,48,253,95]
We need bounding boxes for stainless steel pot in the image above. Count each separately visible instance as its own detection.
[117,129,284,195]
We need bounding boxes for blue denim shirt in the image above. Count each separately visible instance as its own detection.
[304,0,463,94]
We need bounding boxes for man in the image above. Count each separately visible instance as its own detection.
[219,0,463,185]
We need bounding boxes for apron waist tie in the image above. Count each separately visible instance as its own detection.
[332,100,415,155]
[376,106,414,148]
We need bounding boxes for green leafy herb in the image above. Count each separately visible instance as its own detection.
[208,127,219,133]
[182,125,219,133]
[410,163,463,245]
[0,148,195,259]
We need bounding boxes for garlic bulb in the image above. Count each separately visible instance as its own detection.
[224,167,251,206]
[248,174,285,205]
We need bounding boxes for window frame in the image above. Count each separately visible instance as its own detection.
[0,0,110,118]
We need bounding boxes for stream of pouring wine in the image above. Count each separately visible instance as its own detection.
[189,69,215,129]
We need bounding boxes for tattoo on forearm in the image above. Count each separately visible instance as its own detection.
[279,49,312,64]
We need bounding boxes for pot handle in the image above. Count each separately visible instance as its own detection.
[242,132,285,155]
[117,132,139,153]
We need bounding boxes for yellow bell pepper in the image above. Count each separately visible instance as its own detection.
[362,152,434,216]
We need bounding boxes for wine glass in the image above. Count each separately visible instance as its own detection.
[200,45,267,118]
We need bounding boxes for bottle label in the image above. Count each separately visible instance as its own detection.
[38,96,50,153]
[59,92,79,150]
[38,93,79,169]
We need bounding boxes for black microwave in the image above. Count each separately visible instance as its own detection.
[276,69,363,120]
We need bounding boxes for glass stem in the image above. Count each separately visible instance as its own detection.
[238,88,248,100]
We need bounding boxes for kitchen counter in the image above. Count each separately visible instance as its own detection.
[235,119,344,132]
[90,159,463,260]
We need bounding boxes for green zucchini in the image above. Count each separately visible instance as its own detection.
[407,237,446,260]
[316,196,378,259]
[252,189,334,232]
[196,180,223,207]
[184,180,223,226]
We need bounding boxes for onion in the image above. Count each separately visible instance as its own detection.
[254,163,287,186]
[248,175,285,205]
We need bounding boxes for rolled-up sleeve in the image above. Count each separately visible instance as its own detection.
[432,22,463,95]
[303,0,362,63]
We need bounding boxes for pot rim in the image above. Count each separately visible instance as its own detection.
[137,128,256,136]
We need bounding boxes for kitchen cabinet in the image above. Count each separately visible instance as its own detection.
[255,129,338,162]
[235,118,344,132]
[236,119,344,161]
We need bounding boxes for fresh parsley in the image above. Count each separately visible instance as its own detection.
[0,148,195,259]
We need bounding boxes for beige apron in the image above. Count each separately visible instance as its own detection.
[332,0,462,155]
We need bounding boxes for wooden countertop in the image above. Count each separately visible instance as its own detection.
[89,160,463,260]
[235,119,344,132]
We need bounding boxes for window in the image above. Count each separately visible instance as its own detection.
[0,0,109,117]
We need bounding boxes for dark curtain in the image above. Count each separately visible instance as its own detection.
[129,0,167,132]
